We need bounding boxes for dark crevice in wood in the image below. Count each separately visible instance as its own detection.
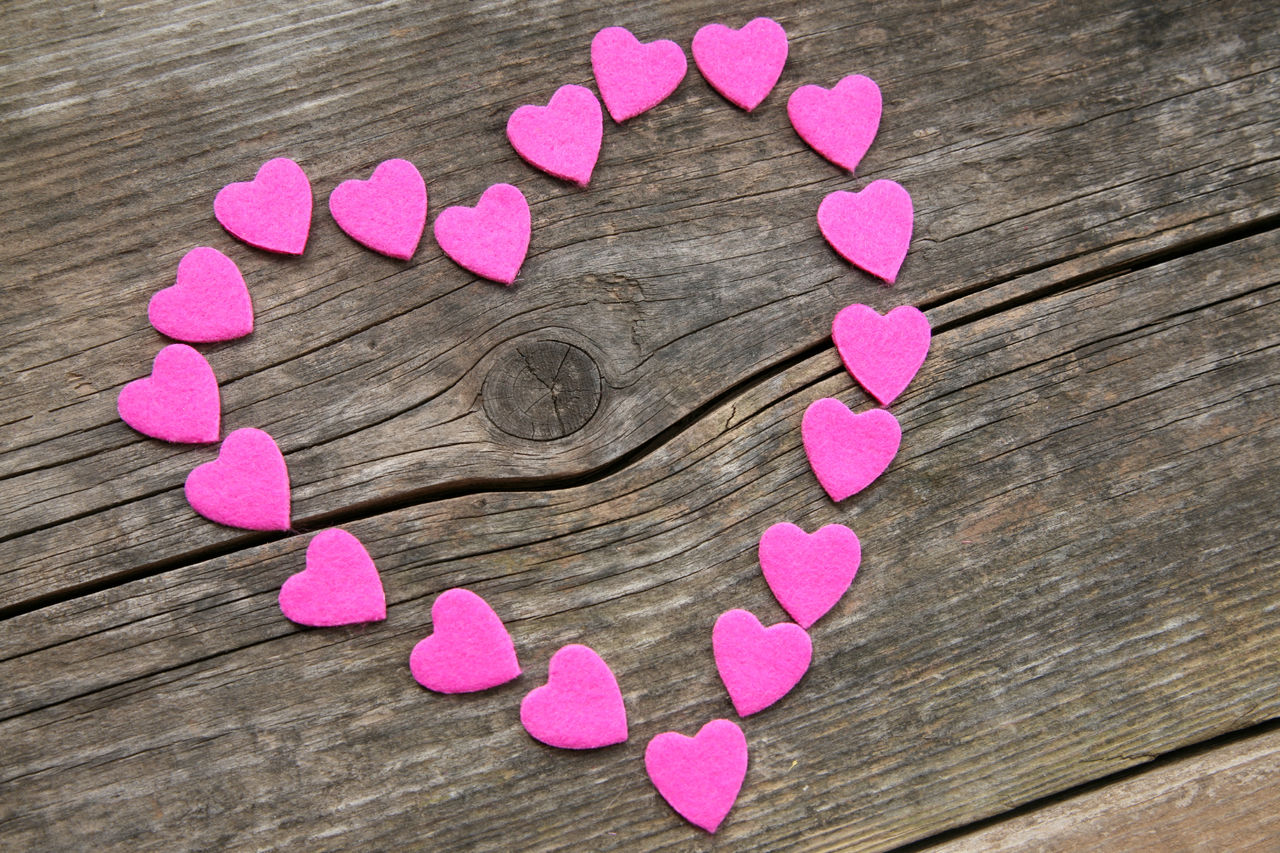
[927,279,1280,415]
[3,218,1276,622]
[0,335,836,622]
[892,715,1280,853]
[924,212,1280,330]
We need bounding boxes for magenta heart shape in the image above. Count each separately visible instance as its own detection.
[506,84,603,186]
[802,398,901,501]
[788,74,882,173]
[833,303,932,406]
[184,427,290,530]
[432,183,531,285]
[591,26,687,123]
[713,609,811,717]
[758,522,861,628]
[117,344,220,443]
[328,158,427,260]
[409,588,521,693]
[817,179,914,283]
[214,157,313,255]
[148,247,253,343]
[645,718,748,834]
[278,529,386,627]
[520,644,628,749]
[691,17,788,112]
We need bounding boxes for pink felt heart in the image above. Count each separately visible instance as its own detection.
[759,522,861,629]
[278,528,386,627]
[645,719,748,834]
[833,303,932,406]
[507,84,603,186]
[214,157,312,255]
[432,183,531,285]
[591,26,687,123]
[818,179,914,283]
[692,17,788,112]
[116,344,220,443]
[184,427,290,530]
[787,74,882,173]
[802,398,901,501]
[409,588,520,693]
[148,247,253,343]
[713,609,811,717]
[520,644,628,749]
[328,158,427,260]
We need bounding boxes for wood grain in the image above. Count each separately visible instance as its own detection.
[3,232,1276,849]
[928,726,1280,852]
[3,0,1278,608]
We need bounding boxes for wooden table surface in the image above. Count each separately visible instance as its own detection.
[3,0,1277,849]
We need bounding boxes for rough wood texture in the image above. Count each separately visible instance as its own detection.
[4,0,1279,849]
[929,726,1280,852]
[3,0,1277,608]
[3,234,1276,849]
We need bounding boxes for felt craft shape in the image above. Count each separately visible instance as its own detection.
[148,247,253,342]
[278,528,387,627]
[520,644,628,749]
[788,74,883,173]
[432,183,531,285]
[645,718,748,834]
[409,588,521,693]
[802,398,901,501]
[185,427,291,530]
[214,157,313,255]
[832,303,932,406]
[116,344,220,443]
[691,17,788,112]
[758,521,862,629]
[591,26,687,123]
[818,179,914,283]
[506,84,603,186]
[713,609,811,717]
[328,159,428,260]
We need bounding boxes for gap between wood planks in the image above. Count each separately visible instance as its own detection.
[2,211,1277,624]
[892,715,1280,853]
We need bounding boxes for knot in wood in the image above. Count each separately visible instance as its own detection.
[482,340,602,440]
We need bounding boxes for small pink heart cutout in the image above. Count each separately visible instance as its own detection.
[184,427,290,530]
[802,398,901,501]
[278,529,387,627]
[759,522,862,628]
[591,26,687,123]
[833,303,932,406]
[328,158,427,260]
[713,609,811,717]
[409,588,520,693]
[148,247,253,343]
[507,84,603,186]
[818,179,914,283]
[214,157,313,255]
[788,74,882,173]
[432,183,531,285]
[520,644,628,749]
[117,344,220,443]
[692,17,788,112]
[645,719,748,833]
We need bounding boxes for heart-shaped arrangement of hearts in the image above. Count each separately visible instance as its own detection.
[115,17,934,834]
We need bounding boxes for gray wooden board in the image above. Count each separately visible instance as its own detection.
[3,0,1279,609]
[929,726,1280,852]
[2,232,1276,849]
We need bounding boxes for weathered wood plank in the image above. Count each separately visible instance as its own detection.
[3,0,1277,606]
[2,232,1276,849]
[927,726,1280,852]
